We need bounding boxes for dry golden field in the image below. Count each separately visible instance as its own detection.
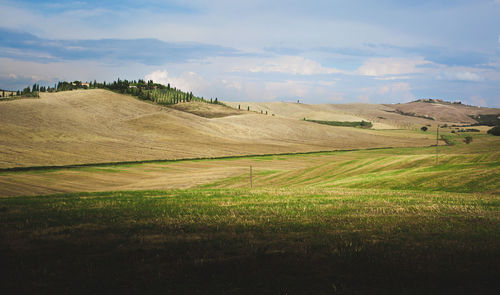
[0,89,438,169]
[390,101,500,124]
[225,100,499,129]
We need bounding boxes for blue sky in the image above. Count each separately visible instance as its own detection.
[0,0,499,106]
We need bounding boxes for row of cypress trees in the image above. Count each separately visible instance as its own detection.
[4,79,225,106]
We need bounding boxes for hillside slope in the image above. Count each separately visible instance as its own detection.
[225,101,500,129]
[388,101,500,124]
[0,89,435,168]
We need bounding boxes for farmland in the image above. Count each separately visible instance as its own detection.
[2,1,499,293]
[1,132,499,294]
[0,89,438,169]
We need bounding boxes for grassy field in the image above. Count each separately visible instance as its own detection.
[1,189,498,294]
[0,134,499,294]
[1,132,497,197]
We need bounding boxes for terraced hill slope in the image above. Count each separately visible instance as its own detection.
[0,89,435,168]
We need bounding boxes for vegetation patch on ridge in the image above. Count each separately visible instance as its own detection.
[305,119,373,128]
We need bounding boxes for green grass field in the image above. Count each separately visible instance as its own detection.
[1,133,499,294]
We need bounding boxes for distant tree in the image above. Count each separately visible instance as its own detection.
[238,105,240,110]
[360,120,372,128]
[464,136,473,144]
[167,83,170,90]
[2,90,4,97]
[16,90,20,96]
[421,126,428,132]
[247,106,250,111]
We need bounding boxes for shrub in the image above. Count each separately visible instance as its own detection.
[487,126,500,136]
[421,126,428,132]
[464,136,473,144]
[440,135,455,146]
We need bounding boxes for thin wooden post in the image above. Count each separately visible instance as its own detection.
[435,124,439,165]
[250,165,253,189]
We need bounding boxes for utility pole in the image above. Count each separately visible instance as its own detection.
[435,124,439,165]
[250,165,253,189]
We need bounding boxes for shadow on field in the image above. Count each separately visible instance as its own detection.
[1,239,498,294]
[1,189,499,294]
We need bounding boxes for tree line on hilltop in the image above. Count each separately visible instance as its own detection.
[0,79,224,106]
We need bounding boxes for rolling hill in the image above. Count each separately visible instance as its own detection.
[0,89,439,168]
[225,100,500,129]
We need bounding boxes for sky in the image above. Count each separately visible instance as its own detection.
[0,0,499,106]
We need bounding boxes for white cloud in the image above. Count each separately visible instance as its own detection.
[378,82,414,101]
[357,95,370,103]
[374,76,411,80]
[264,80,309,98]
[470,95,487,107]
[317,80,336,86]
[357,82,414,103]
[245,56,342,75]
[145,70,210,93]
[439,71,482,81]
[221,79,242,90]
[358,57,431,77]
